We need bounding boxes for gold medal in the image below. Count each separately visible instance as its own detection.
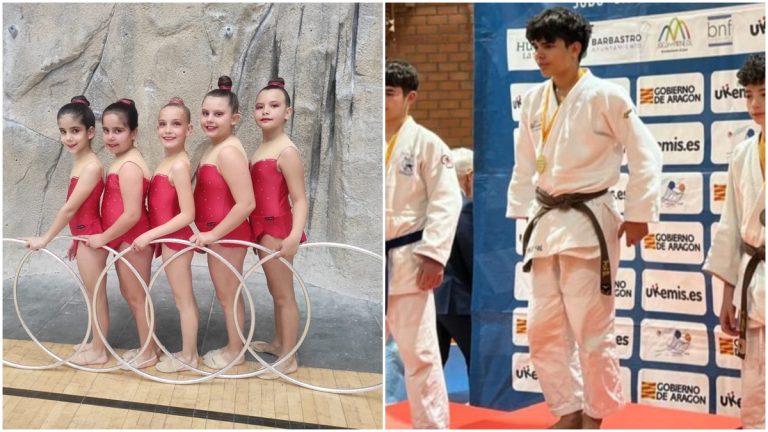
[536,154,546,173]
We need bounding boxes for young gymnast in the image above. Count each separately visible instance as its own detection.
[131,97,199,373]
[192,76,256,369]
[85,98,158,369]
[247,78,308,378]
[24,96,111,366]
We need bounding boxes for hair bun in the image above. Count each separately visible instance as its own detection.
[168,97,185,106]
[71,96,90,106]
[267,78,285,88]
[217,75,233,91]
[118,98,134,106]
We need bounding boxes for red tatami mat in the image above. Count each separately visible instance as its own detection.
[386,401,742,429]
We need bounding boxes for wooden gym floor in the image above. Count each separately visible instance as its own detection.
[3,339,382,429]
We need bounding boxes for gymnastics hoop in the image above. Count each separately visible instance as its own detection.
[3,237,93,370]
[225,239,383,394]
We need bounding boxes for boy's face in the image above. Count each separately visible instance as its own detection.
[385,86,416,125]
[531,38,581,78]
[745,82,765,129]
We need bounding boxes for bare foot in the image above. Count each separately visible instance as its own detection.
[120,354,158,370]
[581,413,602,429]
[70,348,108,366]
[258,354,298,380]
[202,348,244,369]
[549,411,583,429]
[251,340,281,356]
[156,354,199,373]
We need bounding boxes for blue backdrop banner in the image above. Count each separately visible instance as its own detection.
[472,2,764,415]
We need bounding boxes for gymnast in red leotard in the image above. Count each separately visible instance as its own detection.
[85,98,158,370]
[24,96,111,366]
[130,97,199,373]
[247,78,309,378]
[192,76,256,370]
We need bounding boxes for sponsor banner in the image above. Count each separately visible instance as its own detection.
[706,13,734,50]
[716,376,742,417]
[642,269,707,316]
[514,262,532,302]
[714,325,743,370]
[620,367,632,404]
[638,368,710,413]
[646,122,705,166]
[711,69,747,113]
[512,307,529,347]
[615,317,634,360]
[606,77,631,97]
[641,222,704,264]
[709,171,728,215]
[711,120,759,164]
[637,73,704,117]
[660,172,703,215]
[506,4,764,71]
[615,267,636,310]
[609,173,629,214]
[510,83,538,122]
[639,319,709,366]
[512,352,542,393]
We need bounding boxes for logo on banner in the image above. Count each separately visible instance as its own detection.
[718,336,736,355]
[750,16,765,36]
[711,120,757,164]
[591,32,643,53]
[615,317,634,360]
[637,74,703,116]
[707,14,733,47]
[512,94,522,110]
[512,353,542,393]
[638,369,709,412]
[715,326,743,369]
[641,319,708,366]
[642,270,706,315]
[647,123,704,165]
[657,17,693,53]
[615,268,635,311]
[713,83,746,101]
[515,317,527,335]
[716,376,742,416]
[643,232,702,253]
[655,328,692,356]
[661,180,686,207]
[641,222,704,264]
[713,183,726,201]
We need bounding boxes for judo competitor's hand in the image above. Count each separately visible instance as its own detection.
[618,221,648,247]
[719,283,739,336]
[416,255,444,291]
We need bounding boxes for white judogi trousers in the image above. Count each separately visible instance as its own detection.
[529,254,625,419]
[743,325,765,429]
[387,291,449,429]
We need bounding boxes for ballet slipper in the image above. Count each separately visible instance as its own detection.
[120,354,158,370]
[250,340,280,356]
[156,356,198,373]
[202,348,244,369]
[70,349,108,366]
[257,354,298,380]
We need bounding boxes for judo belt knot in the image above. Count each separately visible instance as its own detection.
[745,243,764,261]
[523,188,611,295]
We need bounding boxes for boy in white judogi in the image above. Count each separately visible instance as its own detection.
[385,59,462,429]
[703,54,765,429]
[506,7,662,428]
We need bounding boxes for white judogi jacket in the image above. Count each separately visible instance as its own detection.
[704,134,765,326]
[386,116,462,295]
[506,70,662,260]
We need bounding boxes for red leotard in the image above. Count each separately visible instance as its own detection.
[101,172,150,250]
[68,176,104,256]
[249,159,307,243]
[148,174,194,256]
[193,164,253,247]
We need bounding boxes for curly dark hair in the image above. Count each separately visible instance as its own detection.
[386,59,419,94]
[526,7,592,62]
[737,54,765,87]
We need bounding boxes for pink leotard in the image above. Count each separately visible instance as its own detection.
[193,164,253,247]
[101,172,150,250]
[67,176,104,256]
[249,159,307,243]
[148,174,194,255]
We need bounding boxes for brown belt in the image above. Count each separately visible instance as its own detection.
[735,242,764,359]
[522,187,612,295]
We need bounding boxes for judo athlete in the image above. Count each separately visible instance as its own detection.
[506,7,662,429]
[385,59,462,429]
[703,53,765,429]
